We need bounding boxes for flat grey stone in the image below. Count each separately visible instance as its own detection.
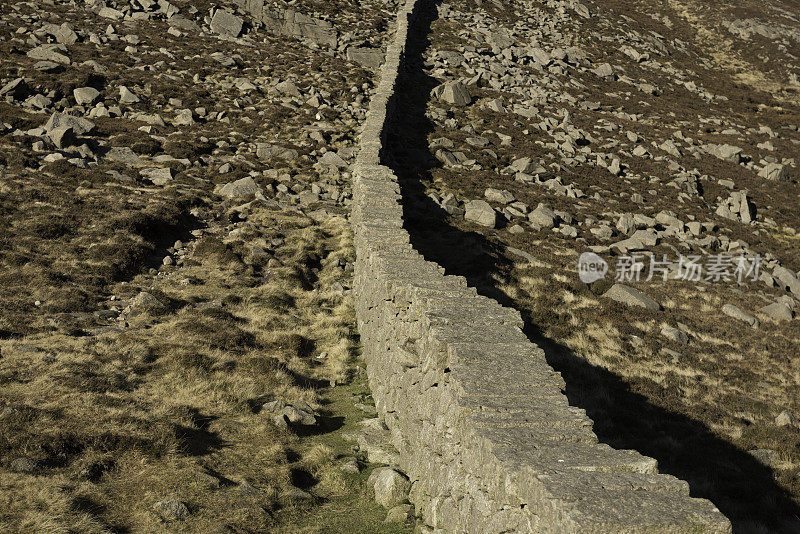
[464,200,497,227]
[49,126,76,149]
[776,410,799,429]
[528,203,557,228]
[210,9,243,37]
[119,85,140,104]
[758,302,793,321]
[485,188,514,204]
[384,504,413,523]
[27,44,70,64]
[218,176,262,199]
[604,284,662,311]
[722,304,759,328]
[0,78,30,100]
[73,87,100,105]
[43,112,95,135]
[660,326,688,344]
[105,147,144,166]
[141,167,174,185]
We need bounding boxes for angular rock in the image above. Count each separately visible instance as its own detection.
[43,112,95,136]
[708,144,742,163]
[438,81,471,106]
[119,85,140,104]
[140,167,174,185]
[604,284,662,311]
[98,6,124,19]
[776,410,799,429]
[722,304,759,328]
[257,144,299,161]
[54,23,78,45]
[27,44,70,64]
[74,87,101,105]
[211,9,244,37]
[661,326,688,344]
[616,214,635,235]
[528,203,557,228]
[49,126,76,149]
[384,504,414,523]
[464,200,497,227]
[484,188,515,204]
[758,302,793,321]
[217,177,263,199]
[0,78,30,100]
[772,266,800,297]
[173,109,195,126]
[759,162,789,182]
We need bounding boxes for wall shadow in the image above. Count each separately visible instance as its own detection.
[382,0,800,531]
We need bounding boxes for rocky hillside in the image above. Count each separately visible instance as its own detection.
[0,0,413,532]
[392,0,800,531]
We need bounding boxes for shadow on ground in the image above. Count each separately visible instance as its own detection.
[381,0,800,531]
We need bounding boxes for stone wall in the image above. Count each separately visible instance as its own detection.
[348,0,733,532]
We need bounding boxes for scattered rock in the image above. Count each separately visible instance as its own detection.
[528,203,557,228]
[217,177,263,200]
[759,162,790,182]
[464,200,497,227]
[140,167,174,186]
[119,85,140,104]
[262,400,317,427]
[211,9,244,38]
[27,44,70,64]
[43,112,95,136]
[661,326,689,344]
[74,87,101,105]
[776,410,799,429]
[722,304,759,328]
[339,458,360,474]
[0,78,30,100]
[355,418,401,465]
[484,188,514,204]
[437,81,471,106]
[604,284,662,311]
[758,302,794,321]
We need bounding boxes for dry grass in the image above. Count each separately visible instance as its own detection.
[0,205,391,533]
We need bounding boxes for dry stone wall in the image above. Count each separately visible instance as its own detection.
[348,0,732,532]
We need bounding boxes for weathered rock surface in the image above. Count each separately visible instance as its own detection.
[604,284,662,310]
